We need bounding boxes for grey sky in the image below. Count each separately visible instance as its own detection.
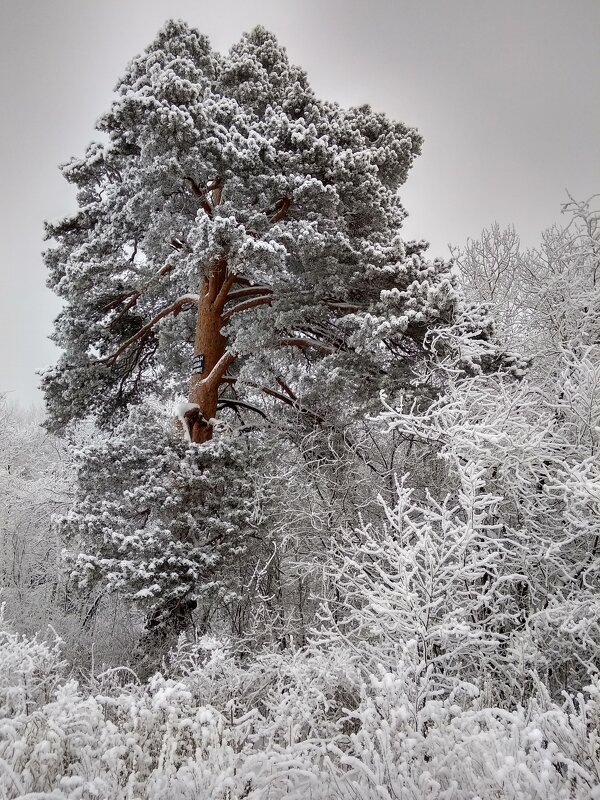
[1,0,598,404]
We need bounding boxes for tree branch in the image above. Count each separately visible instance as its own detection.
[226,285,273,303]
[214,272,239,313]
[275,376,297,400]
[266,197,291,224]
[101,262,176,326]
[222,295,273,321]
[186,175,222,217]
[196,352,237,390]
[211,175,223,207]
[206,259,228,302]
[101,291,137,315]
[221,376,323,421]
[217,398,268,419]
[278,337,337,354]
[185,176,213,216]
[98,294,199,365]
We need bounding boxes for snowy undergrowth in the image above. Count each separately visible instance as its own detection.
[2,617,600,799]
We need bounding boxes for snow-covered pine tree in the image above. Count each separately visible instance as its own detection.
[43,21,519,637]
[44,20,514,442]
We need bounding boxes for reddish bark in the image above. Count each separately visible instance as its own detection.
[187,259,237,443]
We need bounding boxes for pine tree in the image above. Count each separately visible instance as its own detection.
[44,20,511,442]
[44,21,519,636]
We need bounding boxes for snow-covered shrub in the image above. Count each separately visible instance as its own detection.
[2,610,600,799]
[319,470,514,697]
[378,344,600,698]
[327,666,600,799]
[0,607,66,719]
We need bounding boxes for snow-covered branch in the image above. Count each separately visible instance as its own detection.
[99,294,199,365]
[278,337,337,354]
[222,295,273,320]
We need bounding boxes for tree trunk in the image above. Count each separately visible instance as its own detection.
[188,259,231,444]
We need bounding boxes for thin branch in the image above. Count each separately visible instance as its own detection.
[275,376,297,400]
[101,291,137,315]
[100,262,175,325]
[214,272,239,313]
[221,376,292,406]
[222,295,272,321]
[98,294,199,365]
[196,352,237,390]
[218,398,268,419]
[226,285,273,303]
[221,376,323,421]
[278,337,337,354]
[266,197,291,224]
[169,237,186,252]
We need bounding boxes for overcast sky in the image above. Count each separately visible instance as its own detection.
[1,0,598,405]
